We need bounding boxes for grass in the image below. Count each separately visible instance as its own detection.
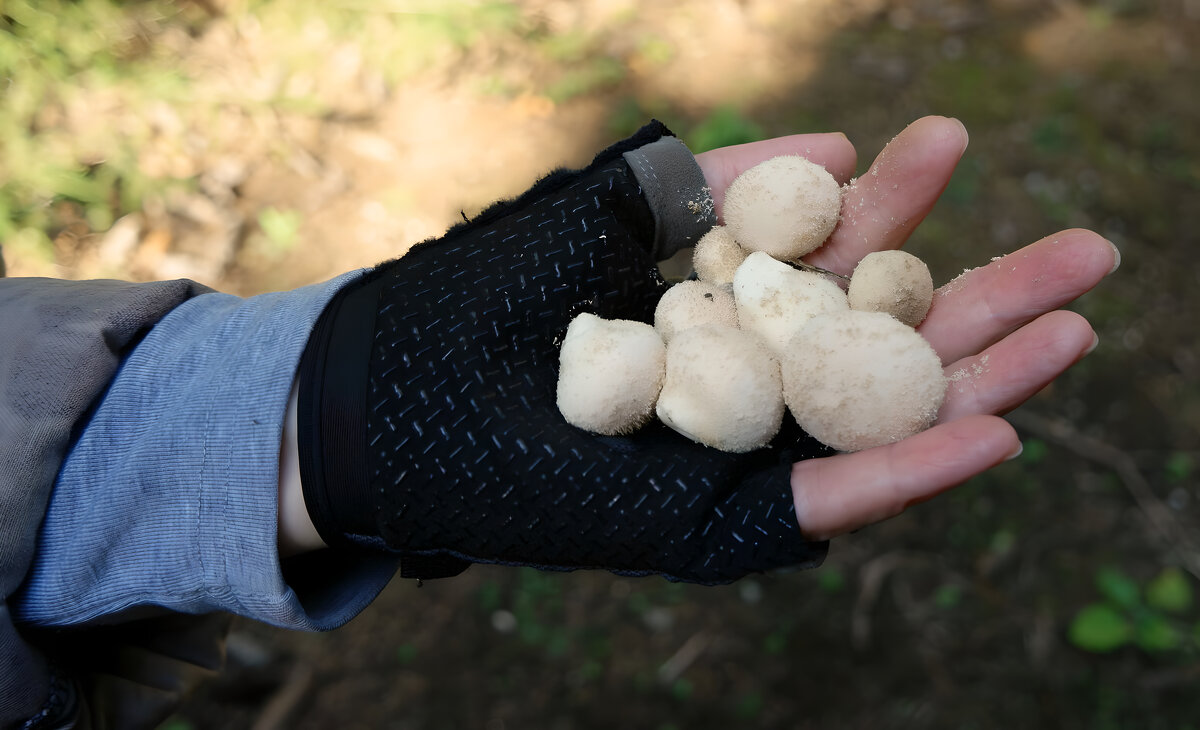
[0,0,533,270]
[0,0,190,256]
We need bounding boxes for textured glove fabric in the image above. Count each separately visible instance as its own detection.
[298,122,829,584]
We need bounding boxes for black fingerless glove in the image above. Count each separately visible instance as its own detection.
[296,121,829,584]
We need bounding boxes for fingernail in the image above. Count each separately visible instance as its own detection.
[949,117,969,153]
[1107,240,1121,275]
[1084,332,1100,355]
[1005,443,1024,462]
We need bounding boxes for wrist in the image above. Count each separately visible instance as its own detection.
[278,383,326,556]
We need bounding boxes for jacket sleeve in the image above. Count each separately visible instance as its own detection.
[1,277,208,728]
[1,275,400,729]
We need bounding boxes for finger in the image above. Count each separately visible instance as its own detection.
[696,133,858,222]
[806,116,969,275]
[791,414,1020,540]
[920,228,1119,364]
[938,310,1096,423]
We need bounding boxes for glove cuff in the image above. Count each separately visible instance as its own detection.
[621,136,716,259]
[295,274,383,548]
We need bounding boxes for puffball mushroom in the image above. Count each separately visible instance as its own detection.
[848,250,935,327]
[557,313,666,435]
[723,155,843,260]
[654,280,738,343]
[555,152,948,456]
[692,225,748,285]
[781,310,947,452]
[733,251,848,357]
[656,325,784,453]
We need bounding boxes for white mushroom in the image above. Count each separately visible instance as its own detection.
[654,280,738,343]
[656,325,784,453]
[692,225,748,285]
[781,310,947,452]
[556,313,666,435]
[733,251,848,357]
[848,250,935,327]
[722,155,842,260]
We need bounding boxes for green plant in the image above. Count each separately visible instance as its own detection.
[818,567,845,594]
[543,56,625,103]
[1069,566,1198,653]
[686,106,764,154]
[1,0,529,269]
[0,0,192,258]
[396,642,418,665]
[1164,452,1194,483]
[256,207,302,251]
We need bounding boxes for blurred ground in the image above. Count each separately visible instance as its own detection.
[4,0,1200,728]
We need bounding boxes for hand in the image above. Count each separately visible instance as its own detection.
[698,116,1118,540]
[294,122,831,584]
[288,118,1117,584]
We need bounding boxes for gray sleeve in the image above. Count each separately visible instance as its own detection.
[0,277,209,729]
[622,136,718,261]
[14,273,398,633]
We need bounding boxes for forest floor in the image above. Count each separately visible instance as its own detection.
[7,1,1200,728]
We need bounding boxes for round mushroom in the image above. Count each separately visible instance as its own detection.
[654,279,738,343]
[556,313,666,435]
[733,251,848,357]
[656,325,784,453]
[848,250,935,327]
[722,155,842,260]
[692,225,748,285]
[781,310,946,452]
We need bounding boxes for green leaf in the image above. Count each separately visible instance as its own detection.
[1146,567,1193,615]
[1020,438,1049,465]
[990,528,1016,554]
[735,692,764,720]
[671,677,694,701]
[257,207,301,250]
[396,643,418,665]
[687,106,764,154]
[762,629,787,655]
[637,36,674,67]
[934,584,963,610]
[1165,452,1194,483]
[543,56,625,103]
[86,203,113,232]
[1069,603,1132,652]
[545,627,570,657]
[579,658,603,682]
[818,568,845,594]
[1135,614,1181,652]
[1095,567,1141,610]
[477,580,501,612]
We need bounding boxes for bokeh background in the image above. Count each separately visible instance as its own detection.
[4,0,1200,727]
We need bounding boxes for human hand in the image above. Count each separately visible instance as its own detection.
[292,118,1116,583]
[696,116,1118,540]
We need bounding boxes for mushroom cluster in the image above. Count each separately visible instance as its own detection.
[557,155,947,453]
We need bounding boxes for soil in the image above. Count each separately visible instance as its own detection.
[10,1,1200,728]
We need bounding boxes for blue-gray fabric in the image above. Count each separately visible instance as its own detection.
[0,277,210,728]
[14,272,399,632]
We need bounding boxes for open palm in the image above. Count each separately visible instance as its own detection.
[697,116,1117,540]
